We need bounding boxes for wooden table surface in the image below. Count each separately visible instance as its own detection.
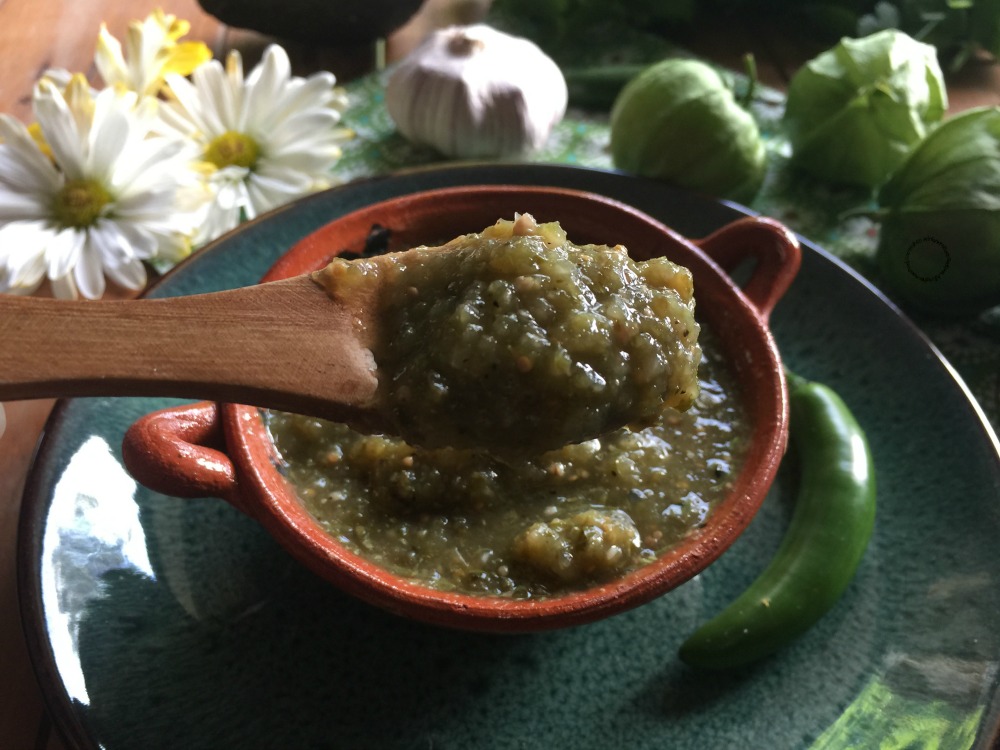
[1,2,998,748]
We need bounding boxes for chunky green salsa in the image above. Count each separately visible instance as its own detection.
[268,217,747,598]
[266,335,747,598]
[313,214,701,455]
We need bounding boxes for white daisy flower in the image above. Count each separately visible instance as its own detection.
[95,9,212,98]
[0,75,203,299]
[158,44,352,243]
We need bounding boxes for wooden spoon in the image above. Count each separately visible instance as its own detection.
[0,228,701,454]
[0,273,390,432]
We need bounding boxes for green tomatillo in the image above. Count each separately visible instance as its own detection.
[609,58,766,204]
[783,29,947,189]
[876,106,1000,317]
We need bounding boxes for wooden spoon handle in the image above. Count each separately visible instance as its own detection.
[0,275,381,423]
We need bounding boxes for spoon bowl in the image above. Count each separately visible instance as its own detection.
[122,184,801,632]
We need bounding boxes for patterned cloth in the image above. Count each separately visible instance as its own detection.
[335,69,1000,435]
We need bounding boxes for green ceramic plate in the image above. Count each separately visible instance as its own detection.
[19,164,1000,749]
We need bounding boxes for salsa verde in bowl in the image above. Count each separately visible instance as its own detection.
[122,185,800,632]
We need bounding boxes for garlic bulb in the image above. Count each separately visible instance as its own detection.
[385,24,568,158]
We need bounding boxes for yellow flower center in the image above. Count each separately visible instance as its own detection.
[52,179,113,228]
[204,131,260,170]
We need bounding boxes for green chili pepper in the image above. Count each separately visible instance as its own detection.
[678,370,876,669]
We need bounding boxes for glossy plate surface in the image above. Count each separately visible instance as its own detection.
[19,164,1000,749]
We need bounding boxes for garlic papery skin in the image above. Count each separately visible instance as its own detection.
[385,24,568,158]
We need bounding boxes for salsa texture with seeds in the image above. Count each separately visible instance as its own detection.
[314,215,702,455]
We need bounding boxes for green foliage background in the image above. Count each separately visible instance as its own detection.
[489,0,1000,71]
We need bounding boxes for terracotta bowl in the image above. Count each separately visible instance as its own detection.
[122,185,801,633]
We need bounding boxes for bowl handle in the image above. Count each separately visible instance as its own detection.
[696,217,802,321]
[121,401,241,505]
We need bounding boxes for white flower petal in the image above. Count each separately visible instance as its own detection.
[195,200,241,244]
[50,271,78,299]
[89,222,130,264]
[266,147,342,177]
[252,164,312,193]
[247,45,290,90]
[231,180,255,219]
[0,147,61,197]
[91,79,139,130]
[155,97,202,139]
[40,68,75,90]
[164,72,222,137]
[106,219,158,260]
[0,221,53,272]
[267,126,348,155]
[87,104,132,183]
[0,115,33,146]
[148,229,192,263]
[243,45,291,130]
[111,136,188,195]
[94,26,128,87]
[0,187,54,221]
[189,63,232,135]
[236,180,280,218]
[34,82,87,180]
[224,49,245,91]
[209,168,251,209]
[262,111,339,152]
[247,178,302,215]
[132,94,161,127]
[74,243,106,299]
[104,255,147,290]
[0,118,64,191]
[262,159,336,184]
[46,228,85,280]
[258,73,339,133]
[112,186,184,220]
[11,248,47,290]
[0,271,40,295]
[203,62,240,133]
[115,204,201,239]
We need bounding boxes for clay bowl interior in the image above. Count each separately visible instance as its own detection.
[131,185,801,633]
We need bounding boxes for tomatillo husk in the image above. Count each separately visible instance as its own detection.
[783,29,947,189]
[610,59,765,204]
[876,106,1000,316]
